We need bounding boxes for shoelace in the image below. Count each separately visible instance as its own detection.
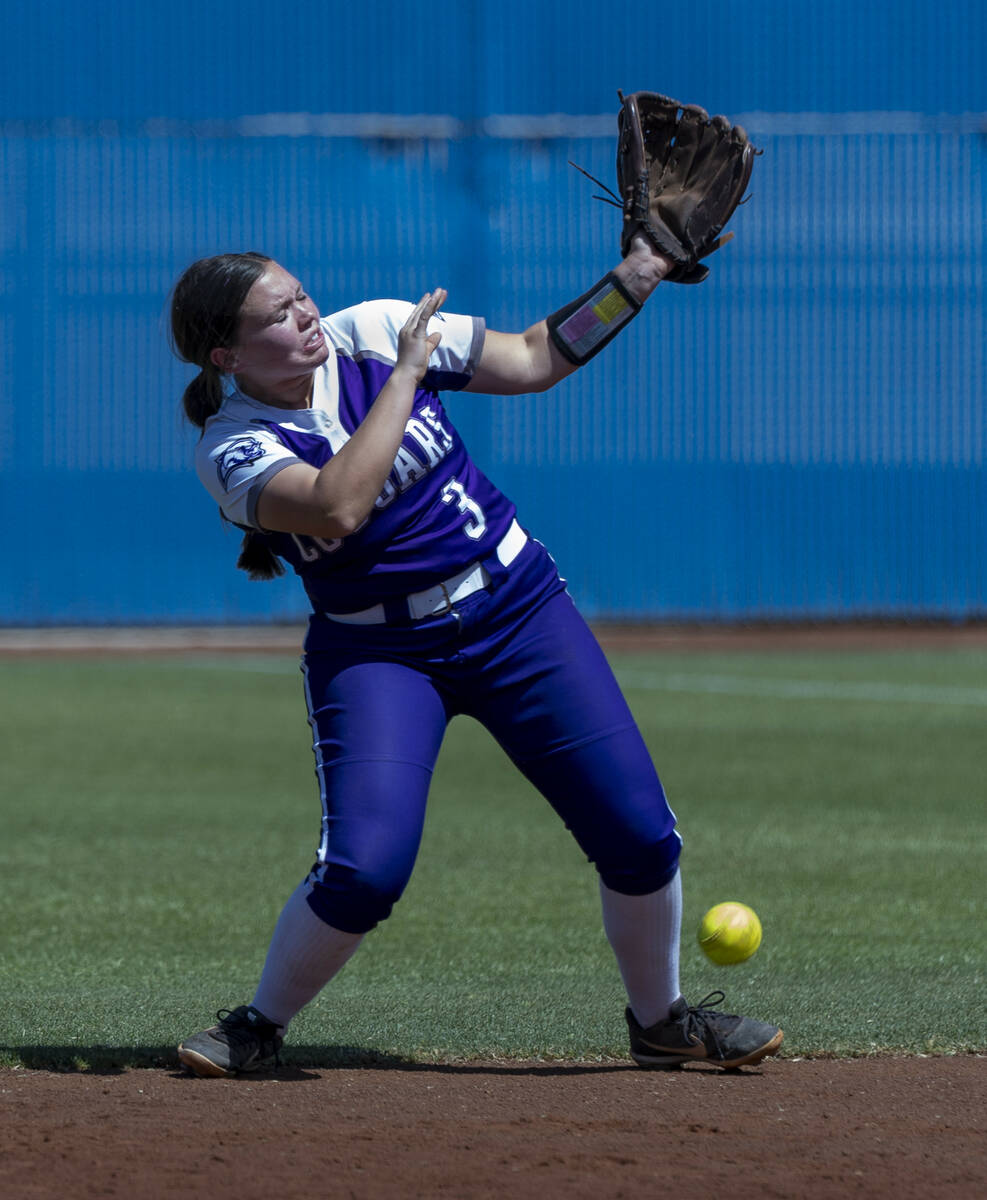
[215,1009,282,1066]
[680,991,736,1058]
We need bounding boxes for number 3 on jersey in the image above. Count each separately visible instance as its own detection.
[441,477,487,540]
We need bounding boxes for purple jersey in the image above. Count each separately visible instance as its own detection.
[195,300,518,614]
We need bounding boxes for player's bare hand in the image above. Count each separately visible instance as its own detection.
[613,235,674,303]
[627,232,675,275]
[395,288,447,382]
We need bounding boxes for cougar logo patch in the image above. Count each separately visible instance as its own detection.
[217,437,266,488]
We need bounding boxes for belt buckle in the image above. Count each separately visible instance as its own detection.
[434,582,454,616]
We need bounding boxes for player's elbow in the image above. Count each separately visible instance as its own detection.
[528,374,560,394]
[255,482,371,541]
[307,501,370,540]
[325,510,368,539]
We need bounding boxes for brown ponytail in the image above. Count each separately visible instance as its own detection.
[181,363,225,428]
[171,252,286,581]
[236,530,286,581]
[169,251,273,428]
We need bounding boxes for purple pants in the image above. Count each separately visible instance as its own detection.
[301,539,680,933]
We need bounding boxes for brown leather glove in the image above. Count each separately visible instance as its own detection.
[617,90,759,284]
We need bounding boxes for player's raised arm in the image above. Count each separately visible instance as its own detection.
[464,236,672,396]
[466,89,756,398]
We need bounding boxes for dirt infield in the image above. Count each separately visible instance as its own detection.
[1,1057,984,1199]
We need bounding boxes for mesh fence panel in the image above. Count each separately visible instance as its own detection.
[3,0,985,622]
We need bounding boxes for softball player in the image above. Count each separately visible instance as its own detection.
[170,240,782,1075]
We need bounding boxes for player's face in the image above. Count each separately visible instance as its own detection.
[222,262,331,389]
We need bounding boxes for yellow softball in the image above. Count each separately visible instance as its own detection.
[698,901,763,965]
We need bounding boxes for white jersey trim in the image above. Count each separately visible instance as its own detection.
[323,300,485,377]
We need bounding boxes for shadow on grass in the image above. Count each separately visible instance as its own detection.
[0,1044,645,1077]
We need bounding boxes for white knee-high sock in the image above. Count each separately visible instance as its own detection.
[599,869,682,1029]
[251,880,364,1031]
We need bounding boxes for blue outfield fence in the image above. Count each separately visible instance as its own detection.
[2,115,985,624]
[2,0,985,625]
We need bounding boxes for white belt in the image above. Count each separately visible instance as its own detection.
[325,519,527,625]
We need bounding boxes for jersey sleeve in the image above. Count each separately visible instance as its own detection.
[324,300,485,389]
[194,423,300,528]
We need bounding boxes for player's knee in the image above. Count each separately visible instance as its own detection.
[596,828,682,895]
[305,862,410,934]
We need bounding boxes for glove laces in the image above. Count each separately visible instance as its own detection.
[567,160,622,209]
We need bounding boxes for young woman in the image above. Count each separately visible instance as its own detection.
[170,238,782,1076]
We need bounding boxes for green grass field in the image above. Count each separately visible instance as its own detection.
[1,641,984,1070]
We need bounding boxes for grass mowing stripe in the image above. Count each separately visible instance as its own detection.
[163,655,301,675]
[616,669,987,706]
[112,650,987,707]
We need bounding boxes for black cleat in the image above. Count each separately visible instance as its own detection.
[178,1005,283,1078]
[627,991,783,1070]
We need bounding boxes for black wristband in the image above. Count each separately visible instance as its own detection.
[546,272,642,365]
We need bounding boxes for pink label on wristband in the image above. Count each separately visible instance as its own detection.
[560,306,599,340]
[558,283,634,358]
